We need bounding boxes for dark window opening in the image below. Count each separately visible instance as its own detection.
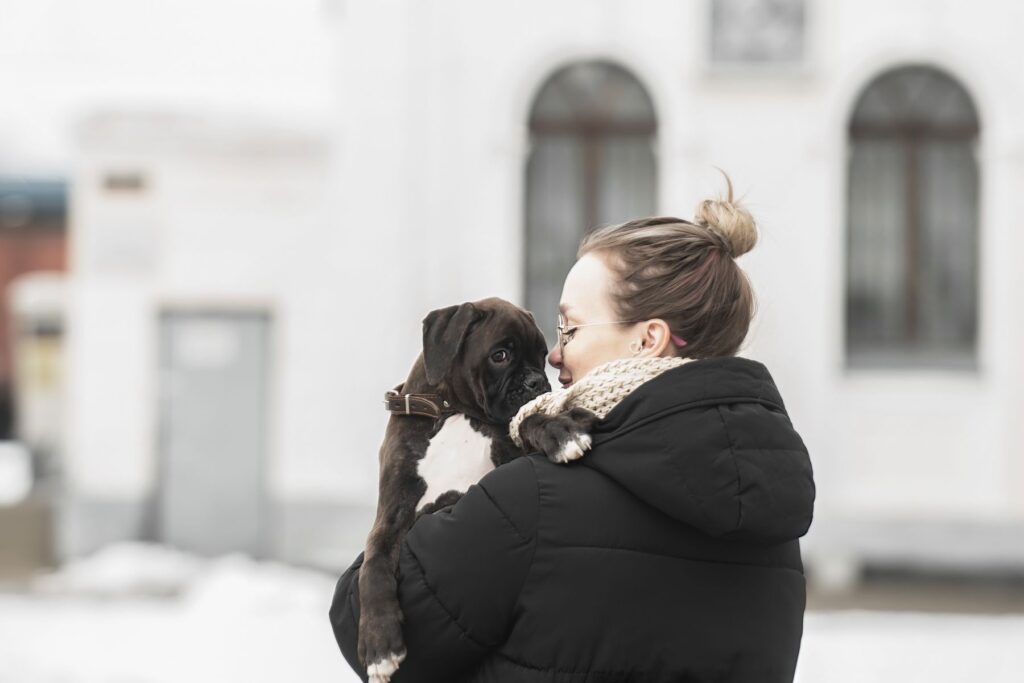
[845,66,980,370]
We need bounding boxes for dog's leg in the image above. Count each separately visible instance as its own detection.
[517,407,599,464]
[358,446,424,683]
[358,500,415,683]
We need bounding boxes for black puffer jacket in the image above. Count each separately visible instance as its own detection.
[330,356,815,682]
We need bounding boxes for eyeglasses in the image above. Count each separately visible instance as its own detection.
[556,313,640,349]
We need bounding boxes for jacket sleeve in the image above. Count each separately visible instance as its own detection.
[328,456,538,682]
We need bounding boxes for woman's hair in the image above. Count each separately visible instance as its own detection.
[577,173,758,359]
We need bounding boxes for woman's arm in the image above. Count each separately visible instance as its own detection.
[329,456,539,682]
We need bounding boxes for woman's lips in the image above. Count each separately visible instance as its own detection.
[559,378,573,389]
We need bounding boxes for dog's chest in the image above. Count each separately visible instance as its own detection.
[415,414,495,512]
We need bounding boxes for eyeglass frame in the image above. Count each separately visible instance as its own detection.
[556,313,641,349]
[556,314,689,350]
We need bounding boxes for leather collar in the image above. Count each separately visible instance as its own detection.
[383,382,457,420]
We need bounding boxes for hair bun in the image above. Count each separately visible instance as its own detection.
[693,172,757,258]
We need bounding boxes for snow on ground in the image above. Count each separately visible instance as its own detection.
[31,543,206,598]
[797,611,1024,682]
[2,543,1023,683]
[1,543,360,683]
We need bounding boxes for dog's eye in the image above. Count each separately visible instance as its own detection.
[491,349,510,363]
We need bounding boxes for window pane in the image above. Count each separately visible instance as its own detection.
[529,62,656,129]
[710,0,806,65]
[847,141,907,349]
[917,141,978,352]
[850,67,979,132]
[525,136,584,345]
[596,137,657,227]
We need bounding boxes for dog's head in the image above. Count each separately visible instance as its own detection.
[421,297,551,424]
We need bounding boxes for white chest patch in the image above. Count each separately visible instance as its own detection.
[415,414,495,512]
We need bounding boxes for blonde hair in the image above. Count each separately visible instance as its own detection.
[578,173,758,359]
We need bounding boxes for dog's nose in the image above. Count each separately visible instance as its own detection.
[524,373,549,393]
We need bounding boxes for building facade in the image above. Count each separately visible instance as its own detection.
[3,0,1024,579]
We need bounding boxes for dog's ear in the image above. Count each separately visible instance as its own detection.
[422,302,480,386]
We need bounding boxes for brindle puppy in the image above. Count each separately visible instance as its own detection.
[358,297,559,683]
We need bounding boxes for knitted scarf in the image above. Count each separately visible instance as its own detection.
[509,355,693,447]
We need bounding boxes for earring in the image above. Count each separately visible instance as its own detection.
[629,339,644,356]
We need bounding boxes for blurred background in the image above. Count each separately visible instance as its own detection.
[1,0,1023,681]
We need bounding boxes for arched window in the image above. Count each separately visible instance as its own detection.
[845,66,980,369]
[524,61,657,345]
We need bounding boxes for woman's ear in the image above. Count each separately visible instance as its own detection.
[641,319,674,357]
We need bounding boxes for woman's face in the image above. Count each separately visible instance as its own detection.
[548,252,646,389]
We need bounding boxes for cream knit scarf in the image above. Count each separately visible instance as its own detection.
[509,355,693,447]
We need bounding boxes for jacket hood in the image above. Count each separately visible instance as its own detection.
[581,356,815,545]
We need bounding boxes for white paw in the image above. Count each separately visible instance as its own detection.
[552,432,592,464]
[367,651,406,683]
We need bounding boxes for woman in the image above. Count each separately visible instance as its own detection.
[329,177,815,682]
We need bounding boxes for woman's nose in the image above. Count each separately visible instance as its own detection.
[548,344,562,369]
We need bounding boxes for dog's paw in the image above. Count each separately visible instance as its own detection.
[550,430,592,464]
[367,650,407,683]
[358,602,406,682]
[518,407,599,465]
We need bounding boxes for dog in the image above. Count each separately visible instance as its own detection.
[358,297,564,683]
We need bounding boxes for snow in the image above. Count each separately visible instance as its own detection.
[1,543,359,683]
[797,611,1024,682]
[2,543,1023,682]
[32,542,205,598]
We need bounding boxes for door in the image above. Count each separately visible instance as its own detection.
[157,310,271,557]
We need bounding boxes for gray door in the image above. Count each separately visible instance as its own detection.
[157,310,270,557]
